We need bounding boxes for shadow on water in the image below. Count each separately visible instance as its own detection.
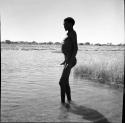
[59,102,111,123]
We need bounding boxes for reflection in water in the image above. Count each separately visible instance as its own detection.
[71,103,110,123]
[58,102,110,123]
[58,104,69,121]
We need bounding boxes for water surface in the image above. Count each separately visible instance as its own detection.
[1,45,123,122]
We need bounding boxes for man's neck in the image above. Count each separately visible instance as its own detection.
[68,28,73,32]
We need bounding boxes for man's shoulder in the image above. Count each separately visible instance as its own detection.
[69,30,77,37]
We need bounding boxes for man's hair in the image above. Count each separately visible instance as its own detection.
[64,17,75,26]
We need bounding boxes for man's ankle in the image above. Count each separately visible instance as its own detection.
[61,101,65,104]
[68,100,72,103]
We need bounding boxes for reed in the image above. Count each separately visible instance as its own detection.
[74,56,124,87]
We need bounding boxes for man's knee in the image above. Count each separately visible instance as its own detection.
[59,81,65,88]
[68,58,77,68]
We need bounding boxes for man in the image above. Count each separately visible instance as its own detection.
[59,17,78,105]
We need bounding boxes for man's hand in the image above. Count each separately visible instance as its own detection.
[66,57,73,64]
[60,61,66,65]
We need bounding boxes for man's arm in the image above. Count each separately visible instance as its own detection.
[66,31,78,65]
[70,31,78,59]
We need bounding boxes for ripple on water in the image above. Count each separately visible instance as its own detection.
[1,48,123,122]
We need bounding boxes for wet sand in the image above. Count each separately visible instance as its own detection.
[1,45,123,122]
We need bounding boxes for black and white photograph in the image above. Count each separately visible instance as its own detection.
[1,0,124,122]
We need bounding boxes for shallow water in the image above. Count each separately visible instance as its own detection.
[1,45,123,122]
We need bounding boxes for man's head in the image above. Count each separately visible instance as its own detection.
[64,17,75,31]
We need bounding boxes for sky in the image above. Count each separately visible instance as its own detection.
[0,0,124,44]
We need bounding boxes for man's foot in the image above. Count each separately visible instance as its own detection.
[68,100,74,104]
[61,102,65,106]
[68,100,72,103]
[60,102,70,110]
[65,103,70,109]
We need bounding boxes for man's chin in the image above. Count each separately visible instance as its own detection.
[64,27,67,31]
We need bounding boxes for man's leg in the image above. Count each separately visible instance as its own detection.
[59,64,73,103]
[65,59,77,102]
[59,82,66,103]
[63,66,72,102]
[65,82,71,102]
[59,66,68,103]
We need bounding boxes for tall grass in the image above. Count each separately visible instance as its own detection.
[74,55,124,87]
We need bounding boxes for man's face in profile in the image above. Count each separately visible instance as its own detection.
[64,22,68,31]
[64,21,73,31]
[64,21,71,31]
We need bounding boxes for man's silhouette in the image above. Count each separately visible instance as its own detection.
[59,17,78,105]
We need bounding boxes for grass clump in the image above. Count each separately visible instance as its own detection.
[74,58,124,87]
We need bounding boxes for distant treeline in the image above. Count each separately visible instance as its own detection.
[1,40,125,46]
[1,40,60,45]
[78,42,125,46]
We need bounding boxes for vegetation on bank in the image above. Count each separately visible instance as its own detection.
[1,40,125,46]
[74,59,124,88]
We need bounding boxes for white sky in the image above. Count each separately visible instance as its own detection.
[0,0,124,44]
